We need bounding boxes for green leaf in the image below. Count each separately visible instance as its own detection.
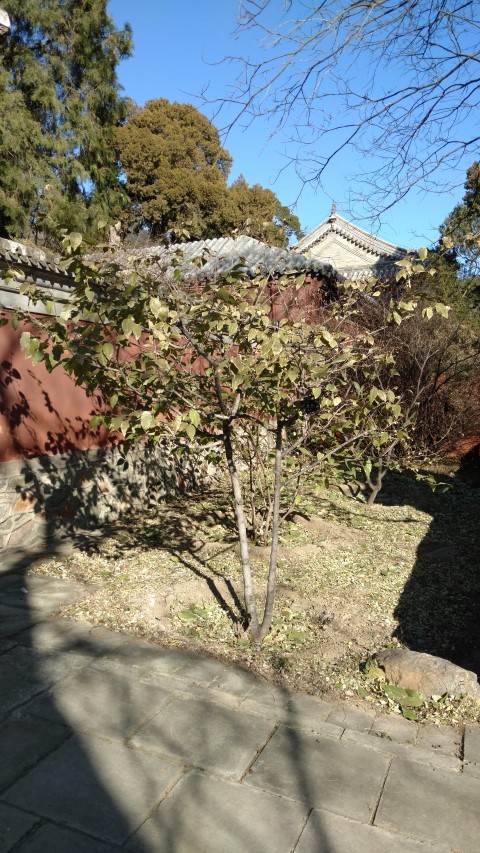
[189,409,200,427]
[69,232,83,251]
[417,246,428,261]
[185,423,196,440]
[401,707,418,721]
[384,684,409,702]
[435,302,450,318]
[102,342,114,360]
[140,411,154,430]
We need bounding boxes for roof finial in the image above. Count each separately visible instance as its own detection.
[330,202,337,217]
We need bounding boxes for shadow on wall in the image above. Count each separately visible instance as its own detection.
[0,360,200,553]
[0,358,116,460]
[375,457,480,677]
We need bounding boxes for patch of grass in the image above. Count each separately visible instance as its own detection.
[32,466,480,726]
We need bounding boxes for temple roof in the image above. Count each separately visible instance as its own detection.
[294,206,408,280]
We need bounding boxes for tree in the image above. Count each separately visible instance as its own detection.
[226,175,302,247]
[441,162,480,305]
[117,98,302,245]
[0,0,132,243]
[5,233,431,642]
[217,1,480,215]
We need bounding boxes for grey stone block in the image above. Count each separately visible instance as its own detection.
[128,770,308,853]
[326,705,375,732]
[15,825,124,852]
[4,734,182,845]
[0,803,39,852]
[5,645,93,686]
[245,725,389,821]
[24,667,173,740]
[0,715,69,790]
[0,577,86,614]
[93,639,193,674]
[0,604,40,638]
[209,664,263,697]
[464,725,480,765]
[170,655,230,685]
[14,618,96,651]
[240,696,344,736]
[341,728,460,771]
[130,696,276,777]
[415,723,462,757]
[242,680,293,709]
[284,692,333,721]
[0,653,46,719]
[370,714,417,744]
[295,808,452,853]
[375,757,480,852]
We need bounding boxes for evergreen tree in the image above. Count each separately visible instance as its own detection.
[0,0,132,243]
[441,162,480,306]
[117,99,302,245]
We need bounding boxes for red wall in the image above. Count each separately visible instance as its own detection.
[0,318,116,463]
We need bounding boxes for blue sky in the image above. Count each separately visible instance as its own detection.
[108,0,467,250]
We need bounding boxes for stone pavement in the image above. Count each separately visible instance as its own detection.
[0,571,479,852]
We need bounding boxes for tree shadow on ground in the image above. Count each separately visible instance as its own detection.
[374,462,480,677]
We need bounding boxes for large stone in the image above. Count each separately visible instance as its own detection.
[377,648,480,699]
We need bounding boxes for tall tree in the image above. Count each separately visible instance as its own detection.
[218,1,480,216]
[441,162,480,304]
[0,0,132,243]
[226,175,302,247]
[117,98,302,245]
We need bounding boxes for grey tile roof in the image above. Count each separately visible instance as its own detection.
[0,237,72,279]
[120,235,339,281]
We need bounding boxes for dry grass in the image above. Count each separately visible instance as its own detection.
[31,464,480,726]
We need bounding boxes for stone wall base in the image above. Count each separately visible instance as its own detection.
[0,442,200,555]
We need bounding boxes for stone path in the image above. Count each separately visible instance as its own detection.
[0,571,479,852]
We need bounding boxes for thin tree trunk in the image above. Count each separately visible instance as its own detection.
[222,421,261,638]
[257,419,283,640]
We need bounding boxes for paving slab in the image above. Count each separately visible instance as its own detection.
[130,696,276,777]
[0,803,39,852]
[464,725,480,764]
[14,823,124,853]
[167,655,231,685]
[415,723,462,757]
[0,605,39,638]
[370,714,417,744]
[0,715,69,791]
[375,757,480,853]
[295,808,452,853]
[93,638,187,672]
[0,654,46,720]
[326,705,375,732]
[4,644,93,686]
[128,770,309,853]
[23,666,173,740]
[13,618,96,652]
[341,728,460,771]
[209,664,264,697]
[245,724,390,821]
[3,733,183,845]
[241,697,344,736]
[0,576,86,614]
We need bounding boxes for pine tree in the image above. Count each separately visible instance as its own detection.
[0,0,132,243]
[117,98,302,245]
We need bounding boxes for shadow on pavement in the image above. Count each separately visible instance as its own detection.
[374,465,480,677]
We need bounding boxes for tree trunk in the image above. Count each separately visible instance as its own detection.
[222,421,261,637]
[257,420,283,640]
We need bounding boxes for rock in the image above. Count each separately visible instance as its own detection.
[377,648,480,700]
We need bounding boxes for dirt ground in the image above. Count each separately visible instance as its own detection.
[32,466,480,725]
